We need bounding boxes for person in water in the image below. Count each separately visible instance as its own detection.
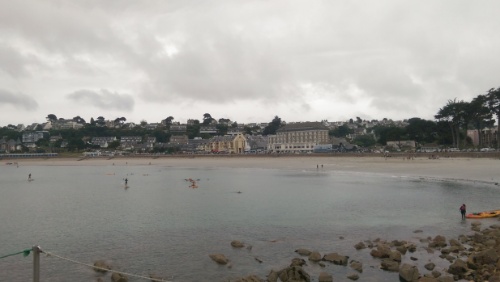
[28,173,31,180]
[460,204,466,220]
[125,178,128,185]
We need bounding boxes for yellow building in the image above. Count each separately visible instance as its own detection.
[205,133,247,154]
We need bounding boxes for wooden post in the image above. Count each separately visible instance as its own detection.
[32,245,40,282]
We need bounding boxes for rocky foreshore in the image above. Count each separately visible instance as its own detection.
[207,221,500,282]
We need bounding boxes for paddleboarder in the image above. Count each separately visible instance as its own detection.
[460,204,466,220]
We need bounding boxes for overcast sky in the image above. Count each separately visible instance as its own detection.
[1,0,500,126]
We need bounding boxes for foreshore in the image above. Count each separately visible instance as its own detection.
[8,154,500,185]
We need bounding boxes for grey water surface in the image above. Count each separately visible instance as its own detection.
[1,163,498,281]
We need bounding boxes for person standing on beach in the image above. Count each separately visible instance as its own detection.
[125,178,128,186]
[28,173,31,180]
[460,204,466,220]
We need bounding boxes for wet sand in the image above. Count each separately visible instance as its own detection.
[12,155,500,185]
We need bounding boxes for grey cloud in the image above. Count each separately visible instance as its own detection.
[66,89,134,111]
[0,89,38,110]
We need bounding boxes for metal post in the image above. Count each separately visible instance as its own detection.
[32,245,40,282]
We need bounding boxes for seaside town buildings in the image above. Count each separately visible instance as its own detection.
[1,116,498,155]
[267,122,330,153]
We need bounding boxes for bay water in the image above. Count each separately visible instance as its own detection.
[1,162,499,281]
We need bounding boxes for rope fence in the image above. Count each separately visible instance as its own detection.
[0,248,31,259]
[1,246,172,282]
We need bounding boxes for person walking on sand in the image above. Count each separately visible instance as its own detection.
[28,173,31,180]
[460,204,466,220]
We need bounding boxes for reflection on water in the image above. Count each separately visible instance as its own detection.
[0,164,498,281]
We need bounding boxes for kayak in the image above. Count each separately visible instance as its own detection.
[466,210,500,219]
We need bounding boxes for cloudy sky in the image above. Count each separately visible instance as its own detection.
[1,0,500,126]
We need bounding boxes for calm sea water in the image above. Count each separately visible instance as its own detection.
[1,162,499,281]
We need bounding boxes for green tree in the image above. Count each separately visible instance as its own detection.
[353,135,376,147]
[435,99,465,148]
[406,118,438,144]
[262,116,283,135]
[468,95,493,147]
[486,87,500,149]
[203,113,214,125]
[46,114,58,122]
[329,125,353,138]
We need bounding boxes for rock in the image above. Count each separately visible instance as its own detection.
[397,245,408,254]
[473,248,499,265]
[350,260,363,273]
[308,251,321,262]
[318,272,333,282]
[449,239,461,246]
[389,250,401,262]
[290,258,307,267]
[417,277,438,282]
[254,257,263,263]
[399,263,420,282]
[424,262,436,271]
[278,266,310,282]
[447,258,468,277]
[413,229,423,233]
[354,242,366,250]
[267,270,279,282]
[428,235,447,248]
[437,276,454,282]
[410,256,418,261]
[380,259,399,272]
[209,254,229,265]
[231,240,245,248]
[370,244,391,258]
[93,260,111,273]
[431,270,441,277]
[232,275,263,282]
[295,248,312,256]
[111,273,128,282]
[323,252,349,265]
[347,273,360,280]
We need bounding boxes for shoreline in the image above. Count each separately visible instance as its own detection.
[7,155,500,186]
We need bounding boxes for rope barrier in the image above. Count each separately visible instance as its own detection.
[0,249,31,259]
[41,248,172,282]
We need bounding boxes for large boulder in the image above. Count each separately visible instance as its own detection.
[308,251,322,262]
[295,249,312,256]
[447,258,468,277]
[473,248,499,265]
[380,259,399,272]
[370,244,391,258]
[323,252,349,265]
[277,266,311,282]
[399,263,420,282]
[209,254,229,265]
[428,235,447,248]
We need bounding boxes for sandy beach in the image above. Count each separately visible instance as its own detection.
[11,155,500,186]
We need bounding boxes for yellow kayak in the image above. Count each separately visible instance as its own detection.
[466,210,500,219]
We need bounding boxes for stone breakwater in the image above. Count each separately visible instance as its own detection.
[205,222,500,282]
